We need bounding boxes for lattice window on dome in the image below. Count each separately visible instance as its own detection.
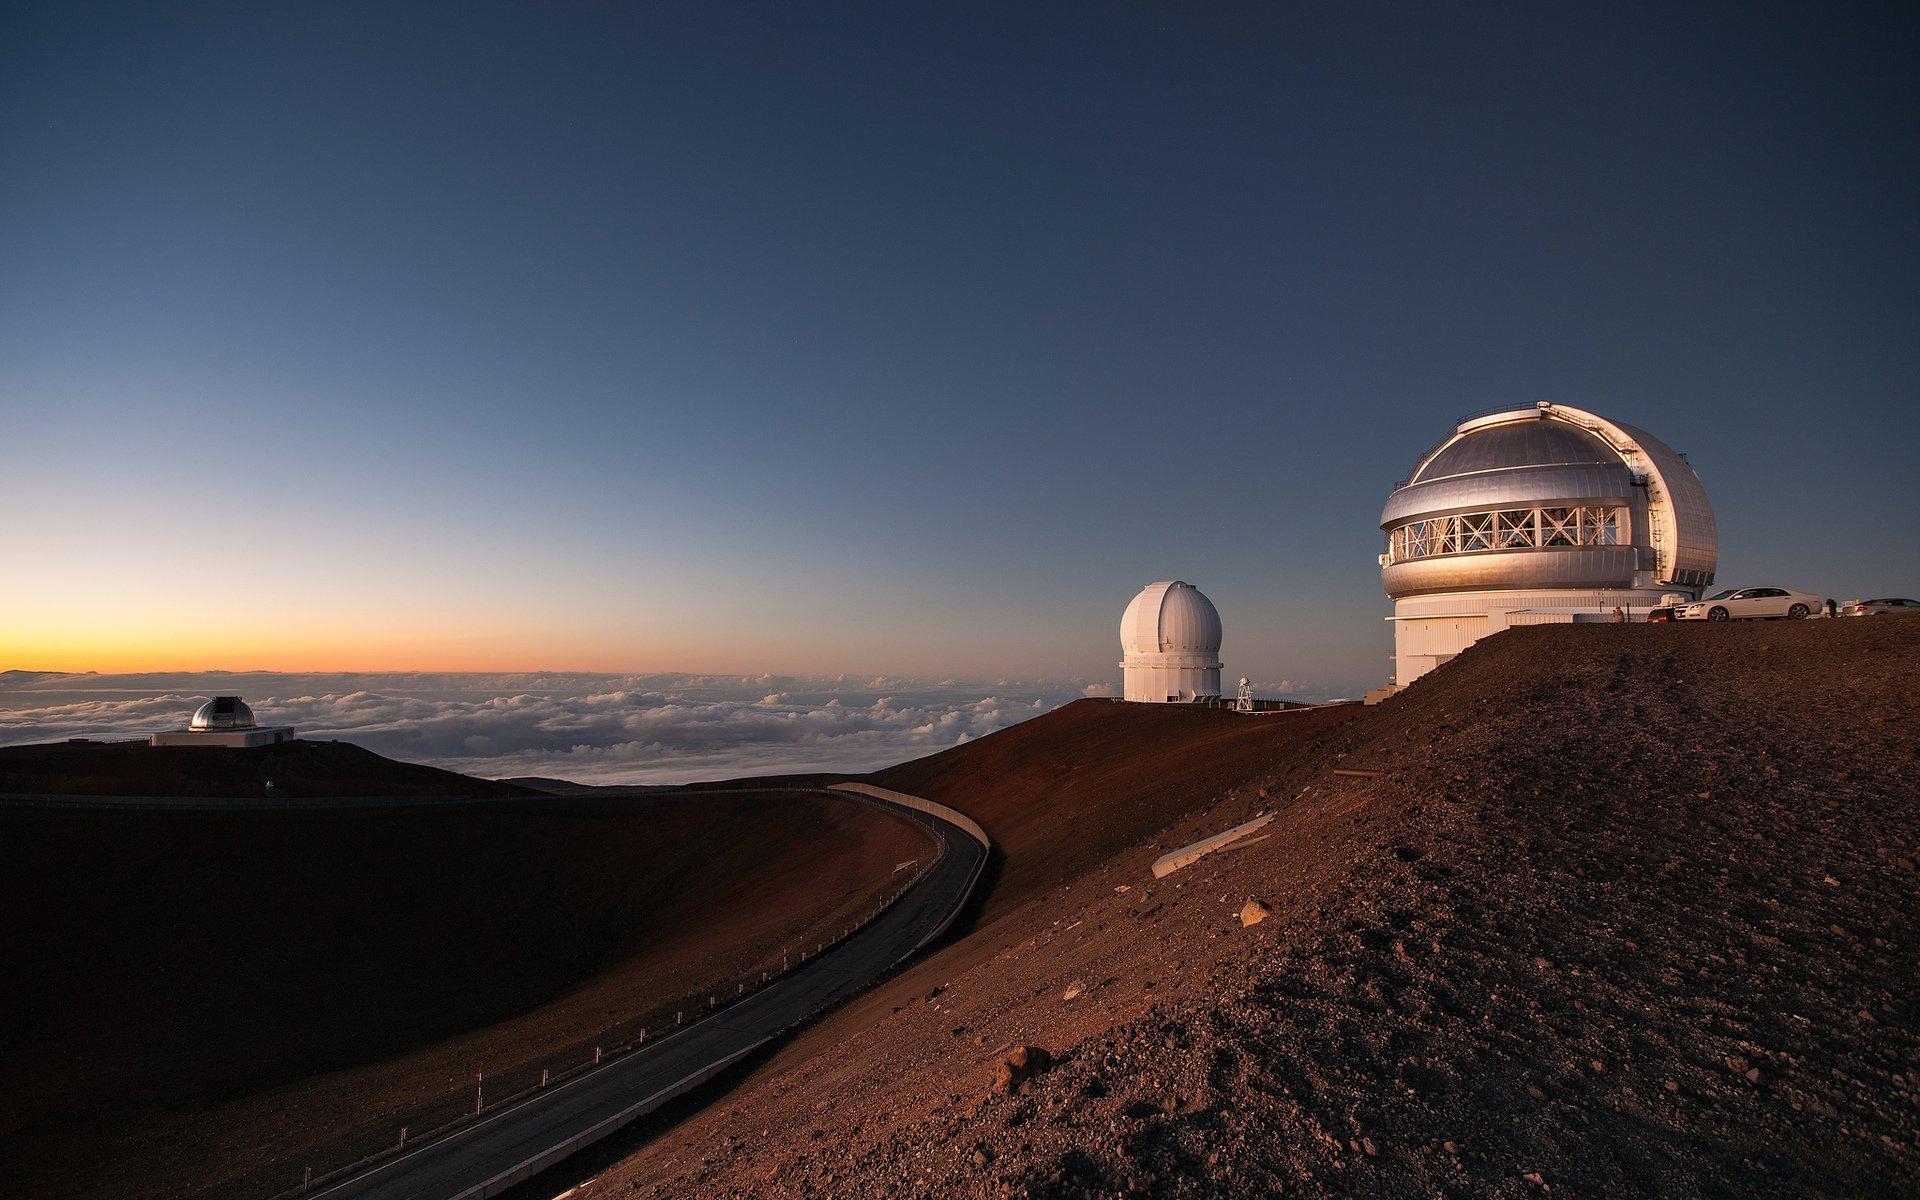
[1582,506,1621,545]
[1495,509,1536,549]
[1386,504,1631,564]
[1540,506,1580,547]
[1459,512,1496,552]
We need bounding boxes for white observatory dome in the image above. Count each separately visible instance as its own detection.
[1118,581,1223,703]
[189,695,258,731]
[1378,402,1717,687]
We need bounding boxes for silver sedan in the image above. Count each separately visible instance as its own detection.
[1840,597,1920,616]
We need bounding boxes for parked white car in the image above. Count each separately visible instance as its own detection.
[1676,586,1824,622]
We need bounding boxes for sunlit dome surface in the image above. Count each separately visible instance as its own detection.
[1407,420,1623,484]
[1380,403,1718,597]
[189,695,257,731]
[1119,581,1223,655]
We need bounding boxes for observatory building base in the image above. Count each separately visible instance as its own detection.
[150,727,296,748]
[1389,588,1670,685]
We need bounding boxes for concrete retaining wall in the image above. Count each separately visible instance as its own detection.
[830,782,990,950]
[829,782,990,851]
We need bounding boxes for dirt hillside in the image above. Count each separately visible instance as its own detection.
[876,699,1362,920]
[0,785,929,1200]
[583,618,1920,1199]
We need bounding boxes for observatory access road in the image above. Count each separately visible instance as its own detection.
[306,784,988,1200]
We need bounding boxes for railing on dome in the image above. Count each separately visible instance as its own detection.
[1382,504,1628,565]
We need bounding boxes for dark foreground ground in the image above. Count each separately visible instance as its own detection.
[0,777,927,1200]
[0,737,534,799]
[580,618,1918,1199]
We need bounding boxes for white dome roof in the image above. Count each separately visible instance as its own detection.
[189,695,257,730]
[1120,581,1223,656]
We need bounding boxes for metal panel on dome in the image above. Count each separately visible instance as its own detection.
[1410,419,1618,483]
[189,695,257,731]
[1381,464,1635,526]
[1383,546,1641,597]
[1155,584,1223,653]
[1610,418,1718,588]
[1118,581,1174,655]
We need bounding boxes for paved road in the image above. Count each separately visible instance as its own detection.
[303,786,986,1200]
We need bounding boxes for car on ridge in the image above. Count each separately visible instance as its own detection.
[1840,597,1920,616]
[1676,586,1824,622]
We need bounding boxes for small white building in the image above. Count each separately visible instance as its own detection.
[150,695,296,748]
[1119,580,1223,703]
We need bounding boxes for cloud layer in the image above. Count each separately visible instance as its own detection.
[0,671,1091,785]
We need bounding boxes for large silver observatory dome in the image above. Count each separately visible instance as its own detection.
[189,695,258,731]
[1377,403,1718,688]
[1381,402,1717,598]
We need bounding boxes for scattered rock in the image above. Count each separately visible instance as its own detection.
[1239,900,1271,927]
[991,1045,1052,1095]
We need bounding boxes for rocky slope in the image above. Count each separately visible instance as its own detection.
[580,618,1919,1199]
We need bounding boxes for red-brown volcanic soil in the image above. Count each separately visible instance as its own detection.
[875,700,1363,921]
[576,618,1919,1199]
[0,780,930,1200]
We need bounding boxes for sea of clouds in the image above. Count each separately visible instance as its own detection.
[0,670,1135,785]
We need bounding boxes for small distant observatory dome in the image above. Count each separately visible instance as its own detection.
[189,695,258,731]
[1119,581,1223,703]
[1379,402,1717,687]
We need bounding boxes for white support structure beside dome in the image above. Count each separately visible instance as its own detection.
[1119,581,1223,703]
[1379,402,1717,687]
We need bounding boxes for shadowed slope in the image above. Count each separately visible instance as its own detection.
[0,737,534,798]
[0,782,929,1200]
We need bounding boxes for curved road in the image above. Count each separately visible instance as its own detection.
[301,785,986,1200]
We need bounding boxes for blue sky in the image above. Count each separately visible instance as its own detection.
[3,2,1915,694]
